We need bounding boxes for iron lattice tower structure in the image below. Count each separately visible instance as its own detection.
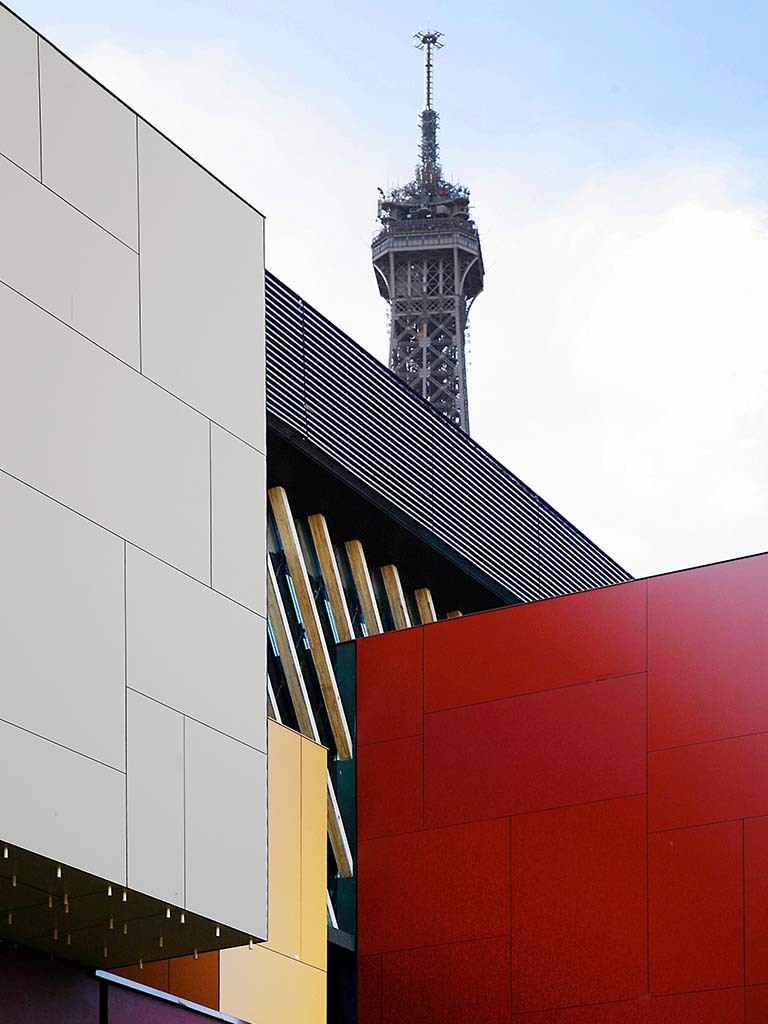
[372,30,484,432]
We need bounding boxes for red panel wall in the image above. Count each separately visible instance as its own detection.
[356,553,768,1024]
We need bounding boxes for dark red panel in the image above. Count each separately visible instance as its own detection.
[510,987,744,1022]
[648,554,768,749]
[0,946,99,1024]
[746,816,768,984]
[382,936,510,1024]
[357,627,423,745]
[358,955,383,1024]
[423,580,645,712]
[358,734,422,840]
[649,732,768,831]
[648,821,743,995]
[747,985,768,1022]
[358,817,510,955]
[511,796,647,1013]
[425,674,645,827]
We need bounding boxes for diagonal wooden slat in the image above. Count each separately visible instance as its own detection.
[308,514,355,642]
[266,558,320,743]
[269,487,352,759]
[266,673,281,723]
[414,587,437,624]
[327,773,353,879]
[344,539,383,636]
[380,564,411,631]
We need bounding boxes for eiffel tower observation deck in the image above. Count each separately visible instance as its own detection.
[372,30,484,433]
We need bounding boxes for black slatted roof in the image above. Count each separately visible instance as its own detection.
[265,270,631,603]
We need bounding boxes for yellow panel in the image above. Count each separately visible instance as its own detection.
[301,736,328,971]
[266,721,302,959]
[219,945,325,1024]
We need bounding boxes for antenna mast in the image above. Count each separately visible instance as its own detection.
[414,30,443,188]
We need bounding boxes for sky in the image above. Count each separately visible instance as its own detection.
[11,0,768,578]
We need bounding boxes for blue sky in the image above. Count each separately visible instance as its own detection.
[9,0,768,577]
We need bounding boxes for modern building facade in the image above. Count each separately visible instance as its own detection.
[4,6,764,1024]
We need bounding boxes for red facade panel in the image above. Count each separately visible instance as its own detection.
[747,984,768,1022]
[381,936,511,1024]
[357,734,423,840]
[648,553,768,749]
[648,821,743,995]
[358,817,510,955]
[423,580,645,712]
[356,554,764,1024]
[510,797,647,1013]
[357,626,423,745]
[509,987,745,1022]
[358,955,383,1024]
[746,815,768,984]
[424,674,645,827]
[649,731,768,831]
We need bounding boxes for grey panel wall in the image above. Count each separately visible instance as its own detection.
[0,7,266,942]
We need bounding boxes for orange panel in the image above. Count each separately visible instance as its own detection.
[112,959,169,992]
[266,721,302,959]
[168,951,219,1010]
[301,734,328,971]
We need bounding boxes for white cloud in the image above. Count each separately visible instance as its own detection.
[79,38,768,578]
[470,162,768,575]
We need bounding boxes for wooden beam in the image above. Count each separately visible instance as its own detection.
[266,558,320,743]
[344,539,383,636]
[266,673,281,723]
[327,891,339,929]
[446,610,463,619]
[308,514,355,642]
[327,772,353,879]
[380,564,411,631]
[269,487,352,759]
[414,587,437,624]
